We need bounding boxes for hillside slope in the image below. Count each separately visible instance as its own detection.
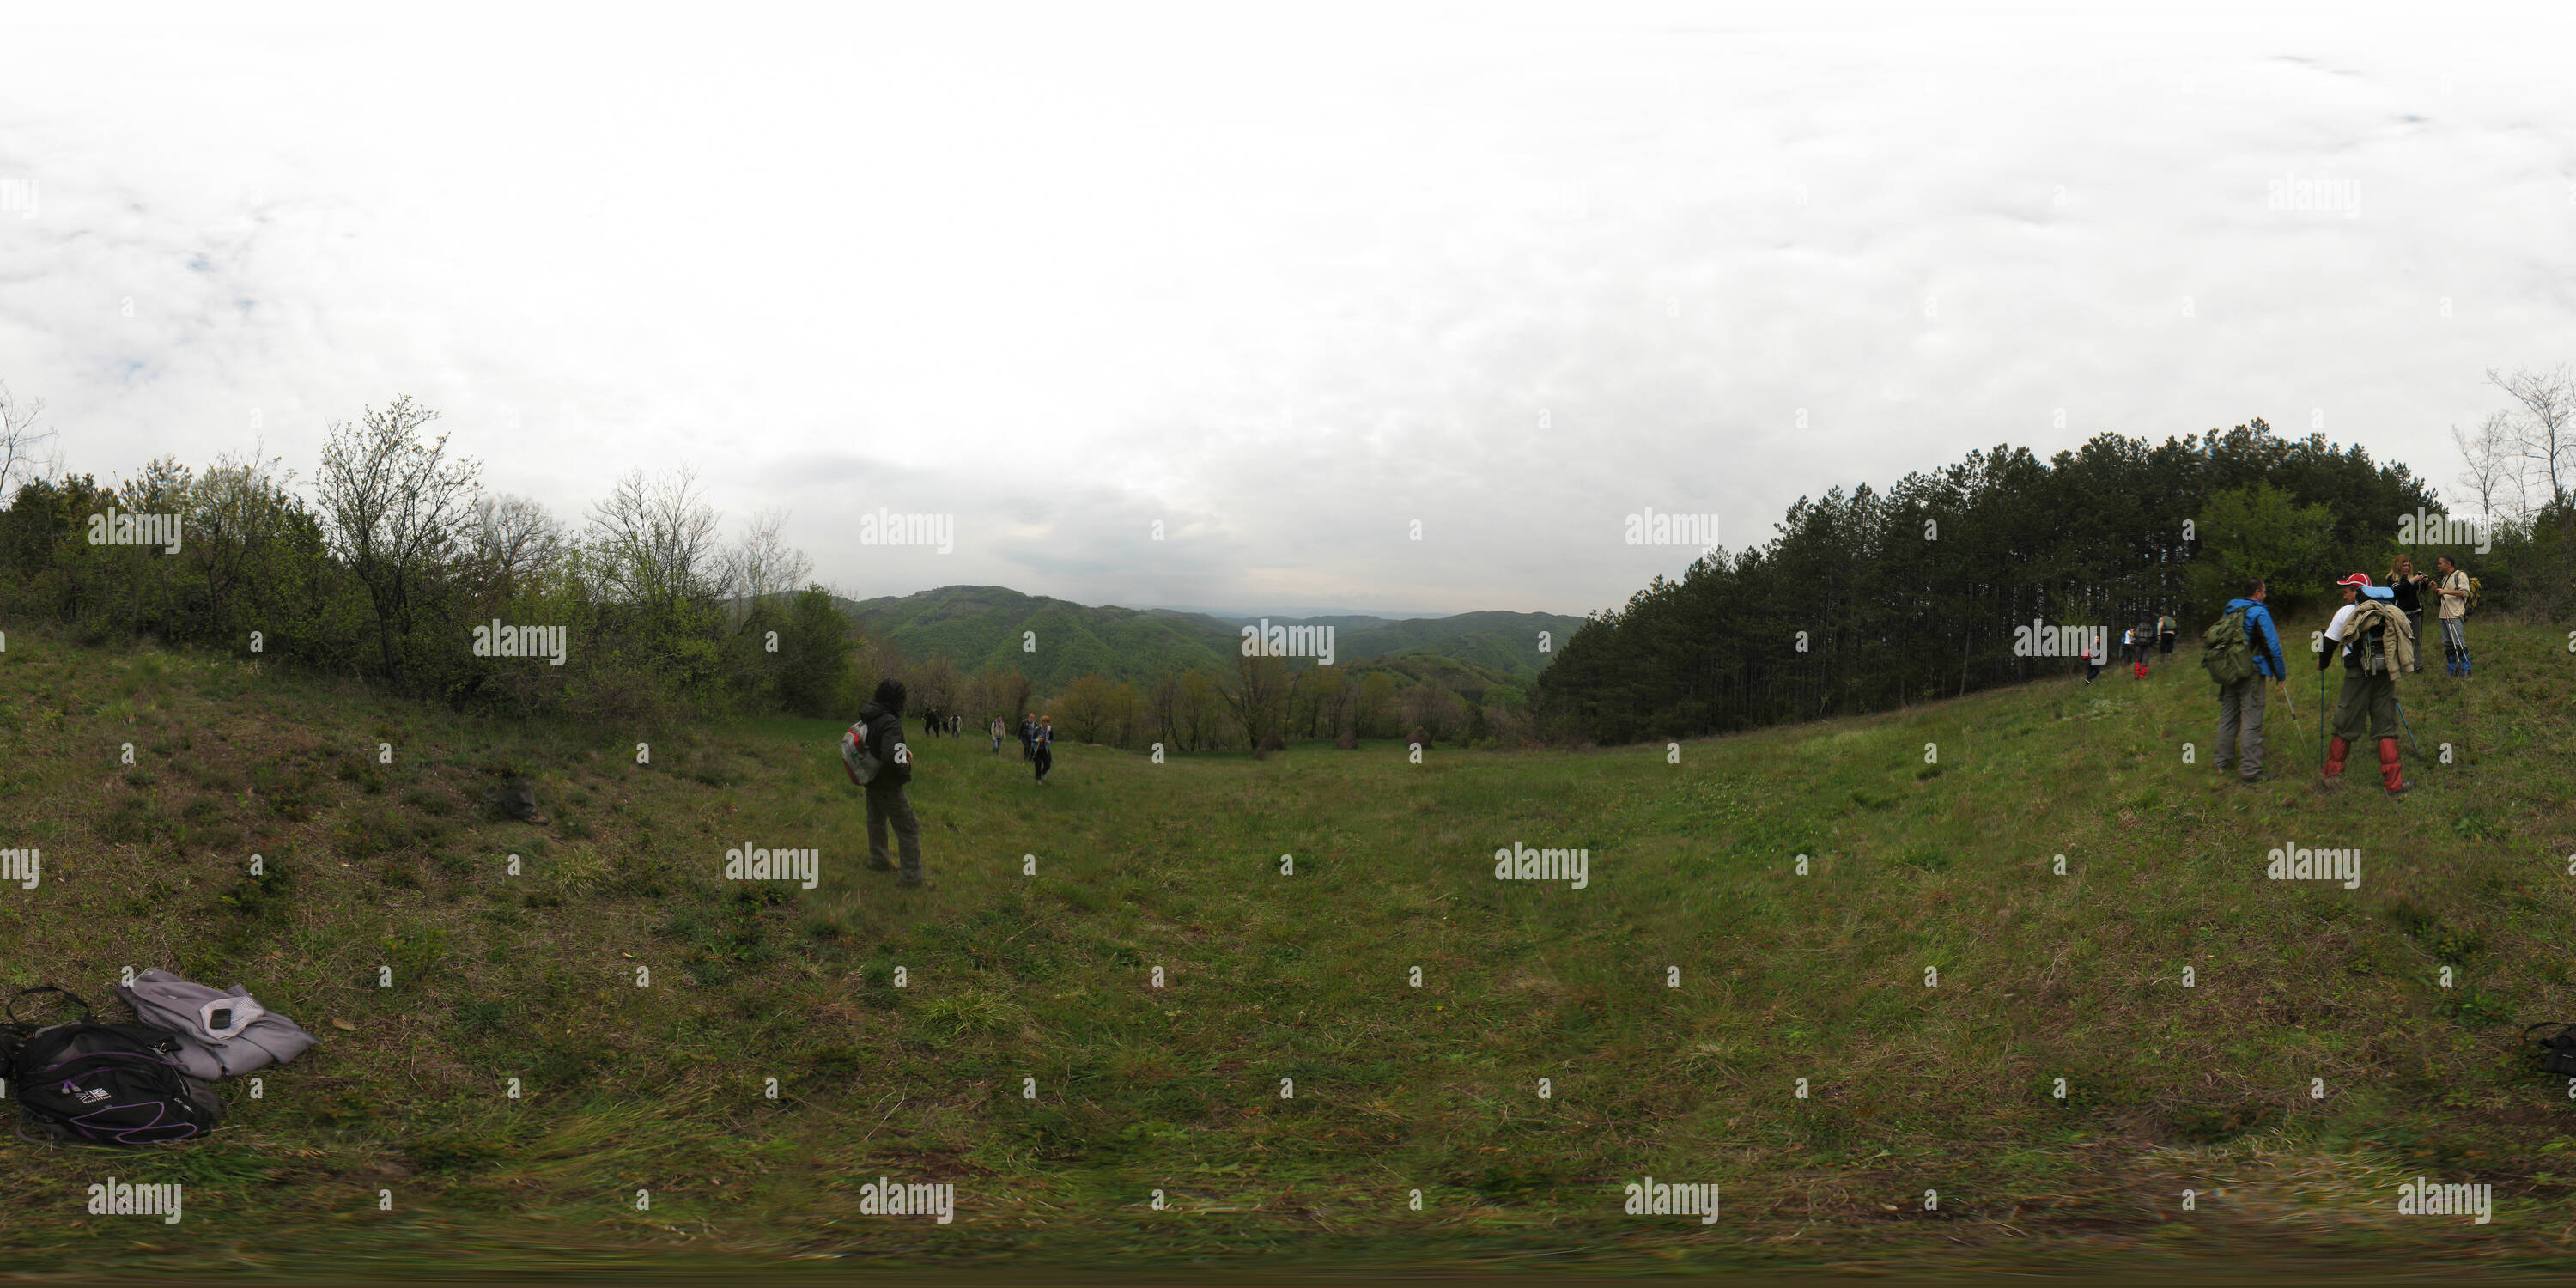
[2,620,2572,1274]
[833,586,1582,690]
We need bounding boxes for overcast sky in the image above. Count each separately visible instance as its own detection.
[3,1,2572,617]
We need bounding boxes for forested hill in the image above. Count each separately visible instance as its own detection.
[1533,418,2571,746]
[833,586,1583,694]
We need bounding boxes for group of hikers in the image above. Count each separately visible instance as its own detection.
[1008,713,1055,782]
[2204,553,2475,798]
[2087,613,2182,683]
[838,683,1065,893]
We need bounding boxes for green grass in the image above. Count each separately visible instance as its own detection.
[1,620,2573,1276]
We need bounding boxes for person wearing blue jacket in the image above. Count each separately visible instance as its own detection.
[2215,578,2287,785]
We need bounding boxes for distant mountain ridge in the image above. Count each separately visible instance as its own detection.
[831,586,1584,694]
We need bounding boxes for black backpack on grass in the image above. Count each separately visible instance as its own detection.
[0,987,221,1146]
[2524,1023,2576,1078]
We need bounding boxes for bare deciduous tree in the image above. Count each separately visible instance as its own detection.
[722,505,812,620]
[315,396,485,680]
[911,654,963,725]
[2451,410,2527,522]
[471,493,569,594]
[2488,364,2575,510]
[0,380,61,503]
[586,466,725,608]
[1220,653,1292,750]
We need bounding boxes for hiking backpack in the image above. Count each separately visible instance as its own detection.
[2200,605,2257,686]
[840,718,886,787]
[2465,574,2483,617]
[2348,599,2415,676]
[2524,1024,2576,1077]
[0,987,222,1145]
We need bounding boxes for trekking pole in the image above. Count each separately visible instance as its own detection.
[2395,695,2422,761]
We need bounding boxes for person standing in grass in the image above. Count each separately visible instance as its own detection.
[2388,555,2430,673]
[990,715,1004,755]
[2434,554,2472,677]
[2158,611,2178,658]
[2319,573,2413,798]
[1032,714,1054,783]
[856,677,931,889]
[2083,630,2105,684]
[2215,578,2286,785]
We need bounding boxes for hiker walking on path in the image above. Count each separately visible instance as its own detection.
[1032,714,1054,783]
[2319,573,2415,798]
[2209,579,2287,786]
[2389,556,2431,674]
[854,678,932,889]
[2434,554,2473,678]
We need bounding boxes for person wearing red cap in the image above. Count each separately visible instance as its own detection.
[2318,573,2413,797]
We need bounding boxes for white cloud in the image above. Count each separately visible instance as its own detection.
[3,0,2572,614]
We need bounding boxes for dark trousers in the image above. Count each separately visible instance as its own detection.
[1034,745,1053,781]
[2215,675,2265,778]
[865,784,923,880]
[2333,668,2399,742]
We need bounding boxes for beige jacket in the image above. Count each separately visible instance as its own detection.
[2439,568,2469,620]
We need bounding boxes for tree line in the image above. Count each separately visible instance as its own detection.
[0,394,854,724]
[1534,412,2576,746]
[0,385,1542,750]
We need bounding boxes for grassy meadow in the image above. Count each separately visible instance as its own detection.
[2,618,2573,1277]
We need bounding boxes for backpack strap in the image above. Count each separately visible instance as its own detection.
[3,986,94,1027]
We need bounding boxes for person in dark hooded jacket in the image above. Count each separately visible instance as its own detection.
[856,677,930,889]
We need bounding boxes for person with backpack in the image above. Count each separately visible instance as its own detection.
[2389,555,2431,673]
[2132,618,2154,679]
[2434,554,2472,678]
[1032,714,1054,783]
[848,677,931,889]
[2157,612,2178,657]
[2083,630,2105,684]
[990,716,1004,755]
[2208,578,2286,786]
[2319,573,2415,798]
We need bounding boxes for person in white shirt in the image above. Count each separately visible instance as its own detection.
[2318,573,2411,798]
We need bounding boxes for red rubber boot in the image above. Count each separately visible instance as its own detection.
[2379,738,2413,797]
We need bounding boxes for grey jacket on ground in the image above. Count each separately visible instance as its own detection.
[116,968,318,1081]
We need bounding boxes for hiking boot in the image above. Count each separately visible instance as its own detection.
[2318,737,2349,793]
[2379,738,2413,797]
[866,856,895,872]
[2239,771,2268,786]
[895,875,935,890]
